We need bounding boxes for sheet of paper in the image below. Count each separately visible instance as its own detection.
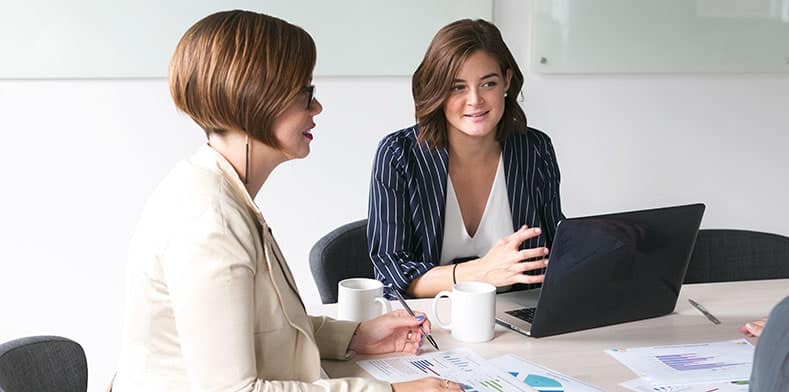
[357,349,534,392]
[606,339,754,387]
[620,377,749,392]
[487,354,604,392]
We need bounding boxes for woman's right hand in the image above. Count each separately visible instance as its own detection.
[392,378,463,392]
[474,225,548,287]
[739,318,768,337]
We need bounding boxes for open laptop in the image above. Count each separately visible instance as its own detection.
[495,203,705,338]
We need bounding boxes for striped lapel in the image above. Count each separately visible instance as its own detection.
[503,131,542,249]
[503,133,524,232]
[411,132,449,264]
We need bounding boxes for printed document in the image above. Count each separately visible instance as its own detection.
[487,354,603,392]
[607,339,754,387]
[357,349,533,392]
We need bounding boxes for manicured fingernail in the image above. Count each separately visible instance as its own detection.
[543,248,549,255]
[415,315,425,321]
[544,259,549,265]
[534,228,541,234]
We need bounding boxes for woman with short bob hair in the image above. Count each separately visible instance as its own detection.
[114,10,460,392]
[368,19,564,299]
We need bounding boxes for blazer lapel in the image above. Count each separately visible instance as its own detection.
[412,138,448,264]
[503,133,536,235]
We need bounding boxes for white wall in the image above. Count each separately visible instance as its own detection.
[496,0,789,231]
[1,1,787,390]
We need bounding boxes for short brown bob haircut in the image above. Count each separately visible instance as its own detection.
[413,19,527,149]
[169,10,316,149]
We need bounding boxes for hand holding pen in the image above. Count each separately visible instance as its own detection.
[391,286,440,350]
[348,307,438,355]
[346,285,438,354]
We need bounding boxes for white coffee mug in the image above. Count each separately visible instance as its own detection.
[337,278,392,322]
[432,281,496,343]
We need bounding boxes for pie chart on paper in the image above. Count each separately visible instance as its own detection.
[509,372,564,392]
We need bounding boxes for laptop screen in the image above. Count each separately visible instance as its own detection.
[528,203,705,337]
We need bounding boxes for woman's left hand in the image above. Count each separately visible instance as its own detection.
[348,310,431,354]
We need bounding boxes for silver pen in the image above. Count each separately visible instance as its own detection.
[688,298,721,325]
[390,288,440,350]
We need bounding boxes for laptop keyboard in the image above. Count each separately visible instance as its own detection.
[506,307,537,323]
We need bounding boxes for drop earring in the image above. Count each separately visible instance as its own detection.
[244,134,249,185]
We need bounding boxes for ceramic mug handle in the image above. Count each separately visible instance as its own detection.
[432,290,452,329]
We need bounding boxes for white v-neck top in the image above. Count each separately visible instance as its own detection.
[440,155,514,265]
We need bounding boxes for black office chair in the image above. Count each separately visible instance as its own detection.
[0,335,88,392]
[684,229,789,283]
[310,219,375,304]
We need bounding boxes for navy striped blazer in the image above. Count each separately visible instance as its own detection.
[367,125,565,299]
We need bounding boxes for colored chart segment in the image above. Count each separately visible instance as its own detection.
[508,371,564,391]
[441,352,473,371]
[488,355,603,392]
[655,353,744,371]
[478,379,505,392]
[524,374,563,391]
[409,359,440,376]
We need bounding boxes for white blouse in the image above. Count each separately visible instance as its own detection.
[440,155,514,265]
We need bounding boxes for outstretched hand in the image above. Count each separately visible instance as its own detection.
[477,225,548,287]
[348,310,432,354]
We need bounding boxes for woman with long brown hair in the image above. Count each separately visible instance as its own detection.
[368,19,564,299]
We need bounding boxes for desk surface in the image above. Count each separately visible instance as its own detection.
[312,279,788,391]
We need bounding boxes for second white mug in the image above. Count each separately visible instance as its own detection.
[337,278,391,322]
[432,281,496,343]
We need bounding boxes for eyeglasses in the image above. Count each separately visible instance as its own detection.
[302,85,316,110]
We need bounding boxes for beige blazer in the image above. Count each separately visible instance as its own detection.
[114,145,390,392]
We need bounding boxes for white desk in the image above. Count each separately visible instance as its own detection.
[312,279,788,391]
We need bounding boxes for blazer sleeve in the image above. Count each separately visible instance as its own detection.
[538,134,565,248]
[309,316,359,360]
[162,208,390,392]
[367,137,435,299]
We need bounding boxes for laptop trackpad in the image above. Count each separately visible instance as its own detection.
[498,288,541,308]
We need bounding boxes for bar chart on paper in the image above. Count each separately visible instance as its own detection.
[357,350,532,392]
[607,339,754,387]
[656,352,744,372]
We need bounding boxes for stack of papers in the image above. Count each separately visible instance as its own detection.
[357,349,602,392]
[606,339,754,391]
[356,339,754,391]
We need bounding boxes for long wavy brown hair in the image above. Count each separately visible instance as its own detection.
[413,19,526,149]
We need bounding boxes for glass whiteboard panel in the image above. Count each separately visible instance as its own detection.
[0,0,491,79]
[531,0,789,73]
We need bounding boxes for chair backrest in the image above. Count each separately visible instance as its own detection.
[684,229,789,283]
[310,219,374,304]
[0,335,87,392]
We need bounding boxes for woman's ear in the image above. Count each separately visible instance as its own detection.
[504,69,513,94]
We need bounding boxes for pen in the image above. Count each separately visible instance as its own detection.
[688,298,721,325]
[391,288,440,350]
